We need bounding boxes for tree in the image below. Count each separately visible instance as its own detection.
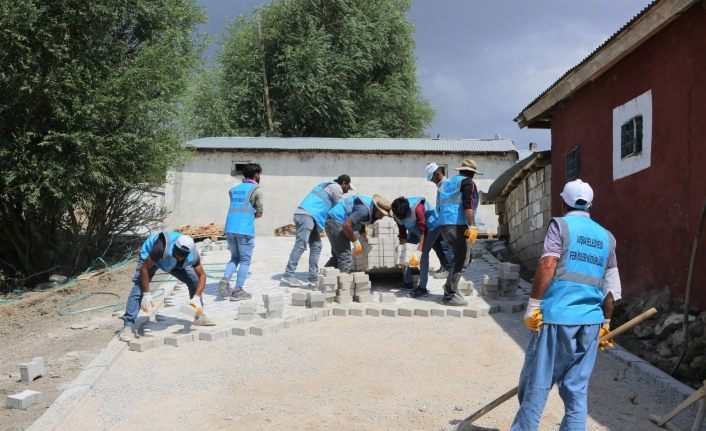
[0,0,205,289]
[187,0,434,138]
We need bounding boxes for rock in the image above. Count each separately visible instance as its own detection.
[34,281,55,291]
[690,356,706,370]
[688,320,704,338]
[654,313,685,339]
[70,323,89,330]
[685,339,706,362]
[48,274,67,283]
[657,342,673,358]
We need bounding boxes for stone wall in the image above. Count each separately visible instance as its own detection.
[497,164,552,272]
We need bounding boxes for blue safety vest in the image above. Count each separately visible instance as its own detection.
[395,196,439,238]
[328,195,374,231]
[139,231,199,272]
[542,215,614,325]
[437,175,478,225]
[298,182,336,229]
[225,182,259,236]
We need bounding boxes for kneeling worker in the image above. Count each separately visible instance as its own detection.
[324,194,391,273]
[119,231,214,342]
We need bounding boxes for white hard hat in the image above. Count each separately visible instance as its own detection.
[560,179,594,210]
[425,162,439,181]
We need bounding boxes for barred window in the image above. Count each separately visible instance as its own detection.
[566,147,580,180]
[620,115,643,158]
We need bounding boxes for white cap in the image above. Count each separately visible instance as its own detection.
[425,162,439,181]
[174,235,195,255]
[560,179,594,210]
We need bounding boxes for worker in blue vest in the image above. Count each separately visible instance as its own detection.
[424,162,455,279]
[511,179,621,431]
[324,194,391,273]
[118,231,214,342]
[436,159,480,306]
[281,175,354,287]
[390,196,440,297]
[218,163,263,301]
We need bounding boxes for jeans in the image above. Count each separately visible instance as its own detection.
[511,324,600,431]
[284,213,322,279]
[440,225,471,299]
[122,259,200,328]
[432,234,453,270]
[224,233,255,289]
[324,218,353,273]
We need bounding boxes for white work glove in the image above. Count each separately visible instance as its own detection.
[189,295,203,316]
[140,292,154,312]
[523,298,543,331]
[360,236,372,254]
[352,239,364,256]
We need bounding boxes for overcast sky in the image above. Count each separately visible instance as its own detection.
[196,0,653,150]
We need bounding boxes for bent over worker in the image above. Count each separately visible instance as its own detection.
[119,231,214,342]
[390,196,440,298]
[281,175,354,287]
[324,194,390,273]
[511,179,621,431]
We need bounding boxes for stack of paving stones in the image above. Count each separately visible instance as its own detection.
[352,218,399,271]
[237,302,257,321]
[498,262,521,297]
[335,273,354,304]
[263,293,284,319]
[291,290,307,306]
[458,280,475,297]
[307,291,326,308]
[481,275,500,298]
[352,272,373,303]
[318,267,339,304]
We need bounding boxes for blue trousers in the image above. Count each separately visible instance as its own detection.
[284,213,322,279]
[402,226,453,289]
[224,233,255,289]
[511,323,600,431]
[122,259,200,328]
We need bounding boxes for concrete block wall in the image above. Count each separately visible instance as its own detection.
[503,165,552,272]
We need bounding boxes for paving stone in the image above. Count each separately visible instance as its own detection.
[128,337,162,352]
[381,307,398,317]
[164,333,195,347]
[335,295,353,305]
[6,390,42,409]
[232,327,251,337]
[464,306,490,318]
[314,309,330,319]
[250,324,273,336]
[354,294,373,303]
[430,308,446,317]
[380,293,397,303]
[291,299,307,306]
[398,307,413,317]
[352,272,369,282]
[332,307,348,316]
[414,308,430,317]
[447,309,463,318]
[198,329,229,342]
[366,307,381,317]
[348,307,364,317]
[323,268,340,277]
[266,309,284,319]
[19,357,45,383]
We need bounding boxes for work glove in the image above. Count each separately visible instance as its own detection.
[140,292,154,312]
[188,295,203,316]
[598,319,614,352]
[465,226,478,245]
[352,239,364,256]
[408,252,420,268]
[397,246,407,267]
[523,298,543,331]
[360,236,372,254]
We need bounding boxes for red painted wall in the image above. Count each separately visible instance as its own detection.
[549,5,706,309]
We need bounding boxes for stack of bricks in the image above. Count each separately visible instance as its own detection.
[317,267,339,304]
[335,273,354,305]
[237,302,257,321]
[352,272,373,302]
[291,290,307,306]
[499,262,521,297]
[458,280,475,297]
[263,293,284,319]
[352,218,399,270]
[307,291,326,308]
[481,275,500,298]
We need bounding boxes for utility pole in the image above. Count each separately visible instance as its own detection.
[258,20,274,135]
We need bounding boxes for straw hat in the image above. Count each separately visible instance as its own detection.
[372,194,391,216]
[454,159,482,175]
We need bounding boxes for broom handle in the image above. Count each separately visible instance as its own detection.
[459,307,658,426]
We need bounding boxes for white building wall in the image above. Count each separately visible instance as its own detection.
[164,150,517,236]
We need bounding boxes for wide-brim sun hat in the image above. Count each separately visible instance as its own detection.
[454,159,482,175]
[372,194,391,217]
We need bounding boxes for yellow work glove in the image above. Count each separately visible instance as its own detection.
[598,320,614,352]
[523,298,543,331]
[352,240,364,256]
[465,226,478,245]
[408,253,420,268]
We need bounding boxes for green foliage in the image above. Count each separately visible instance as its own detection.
[186,0,434,138]
[0,0,205,289]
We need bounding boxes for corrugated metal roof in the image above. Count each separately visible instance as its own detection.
[187,137,518,154]
[516,0,662,125]
[484,150,551,203]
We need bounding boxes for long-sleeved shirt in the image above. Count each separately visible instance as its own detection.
[243,178,263,216]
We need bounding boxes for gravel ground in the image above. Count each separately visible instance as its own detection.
[57,312,685,430]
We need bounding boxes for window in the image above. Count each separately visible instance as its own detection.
[231,161,249,177]
[620,115,643,158]
[566,147,580,180]
[437,164,447,176]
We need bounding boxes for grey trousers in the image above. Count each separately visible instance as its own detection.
[324,218,353,273]
[440,225,471,299]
